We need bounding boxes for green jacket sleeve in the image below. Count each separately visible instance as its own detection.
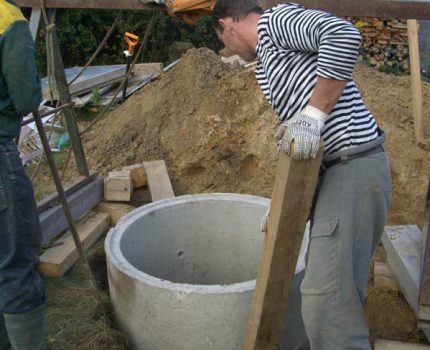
[1,20,42,118]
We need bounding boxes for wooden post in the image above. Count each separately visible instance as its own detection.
[407,19,425,145]
[50,27,89,176]
[420,178,430,306]
[243,146,323,350]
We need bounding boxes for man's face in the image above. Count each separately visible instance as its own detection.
[216,18,256,62]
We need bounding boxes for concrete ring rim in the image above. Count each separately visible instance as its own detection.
[105,193,270,294]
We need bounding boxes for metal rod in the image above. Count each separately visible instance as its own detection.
[32,109,96,289]
[122,56,132,103]
[21,102,74,127]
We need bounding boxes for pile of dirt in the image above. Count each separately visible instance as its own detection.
[83,47,430,343]
[85,47,430,227]
[84,48,279,198]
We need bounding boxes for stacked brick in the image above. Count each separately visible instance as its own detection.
[346,17,410,73]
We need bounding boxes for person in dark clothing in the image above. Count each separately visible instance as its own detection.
[0,1,46,349]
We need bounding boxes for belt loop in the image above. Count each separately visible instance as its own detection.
[341,155,349,164]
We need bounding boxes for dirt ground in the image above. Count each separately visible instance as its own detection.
[77,47,430,345]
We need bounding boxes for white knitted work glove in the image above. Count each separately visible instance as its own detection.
[276,105,328,160]
[260,208,270,233]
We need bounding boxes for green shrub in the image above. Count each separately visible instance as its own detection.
[35,10,222,76]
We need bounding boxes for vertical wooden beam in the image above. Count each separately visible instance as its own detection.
[29,8,42,42]
[407,19,425,144]
[243,146,323,350]
[420,178,430,306]
[50,27,89,176]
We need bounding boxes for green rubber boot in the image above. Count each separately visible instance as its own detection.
[0,313,10,350]
[4,305,45,350]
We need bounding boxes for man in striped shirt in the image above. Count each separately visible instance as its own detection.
[212,1,392,349]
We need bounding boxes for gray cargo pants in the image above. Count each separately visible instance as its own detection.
[301,147,391,349]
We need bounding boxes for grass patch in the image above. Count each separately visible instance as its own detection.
[377,64,404,76]
[44,239,128,350]
[25,151,70,201]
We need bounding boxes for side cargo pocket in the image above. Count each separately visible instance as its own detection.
[301,217,339,295]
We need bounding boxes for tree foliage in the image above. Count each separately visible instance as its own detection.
[35,9,223,75]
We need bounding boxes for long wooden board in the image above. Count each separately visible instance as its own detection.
[407,20,425,144]
[263,0,430,19]
[16,0,161,10]
[38,212,109,277]
[143,160,175,202]
[375,339,430,350]
[16,0,430,18]
[243,147,323,350]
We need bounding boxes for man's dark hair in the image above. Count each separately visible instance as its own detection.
[212,0,264,32]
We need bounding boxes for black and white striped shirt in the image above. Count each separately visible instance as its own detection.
[255,3,380,155]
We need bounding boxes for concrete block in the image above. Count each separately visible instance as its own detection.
[375,339,430,349]
[382,226,428,319]
[97,201,135,226]
[374,261,401,291]
[39,212,109,277]
[132,63,163,76]
[105,170,133,201]
[123,164,147,189]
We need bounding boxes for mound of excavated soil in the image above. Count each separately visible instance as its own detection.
[85,47,430,227]
[85,48,279,197]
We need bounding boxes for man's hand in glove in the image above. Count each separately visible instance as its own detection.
[275,105,328,159]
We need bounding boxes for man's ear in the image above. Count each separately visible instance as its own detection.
[219,18,233,34]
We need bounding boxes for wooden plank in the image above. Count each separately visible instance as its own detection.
[375,339,430,349]
[123,164,147,189]
[104,170,133,202]
[420,176,430,306]
[132,63,164,76]
[96,201,135,226]
[15,0,430,18]
[38,212,109,277]
[16,0,162,10]
[262,0,430,19]
[39,176,104,244]
[374,261,401,291]
[143,160,175,202]
[36,171,97,213]
[243,146,323,350]
[407,19,425,144]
